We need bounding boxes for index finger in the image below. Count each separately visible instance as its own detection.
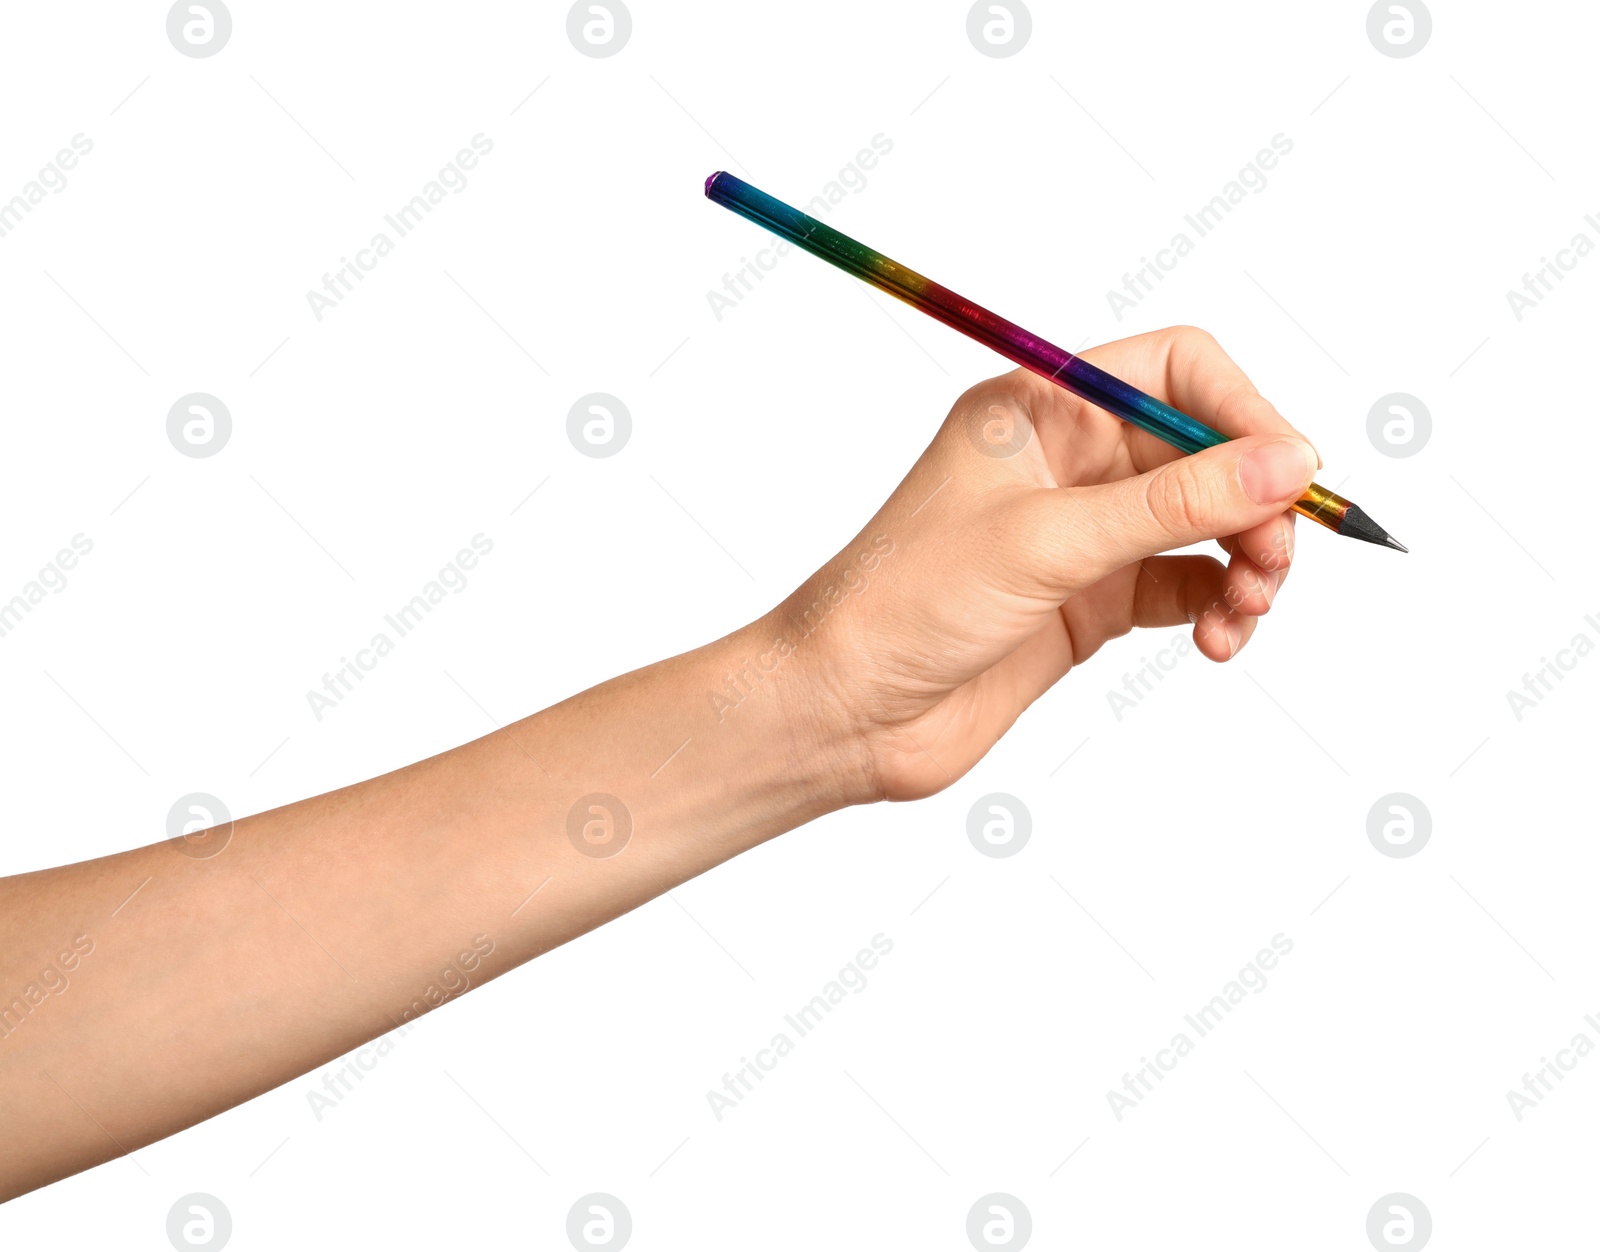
[1078,324,1318,473]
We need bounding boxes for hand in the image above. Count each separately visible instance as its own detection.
[774,325,1320,804]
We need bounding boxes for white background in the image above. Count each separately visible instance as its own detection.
[1,1,1596,1248]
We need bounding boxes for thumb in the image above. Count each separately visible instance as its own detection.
[1018,435,1318,592]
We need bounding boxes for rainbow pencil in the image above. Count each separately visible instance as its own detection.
[704,171,1404,552]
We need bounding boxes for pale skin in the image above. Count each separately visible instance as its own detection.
[0,326,1320,1200]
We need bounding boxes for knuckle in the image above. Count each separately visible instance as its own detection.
[1168,324,1218,354]
[943,376,1035,448]
[1147,461,1213,535]
[1217,384,1273,432]
[954,371,1030,414]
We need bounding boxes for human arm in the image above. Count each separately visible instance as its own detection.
[0,326,1317,1199]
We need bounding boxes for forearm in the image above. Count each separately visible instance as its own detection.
[0,613,858,1199]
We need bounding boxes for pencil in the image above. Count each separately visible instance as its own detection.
[704,171,1405,553]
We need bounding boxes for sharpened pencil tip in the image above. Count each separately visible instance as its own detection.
[1335,503,1407,552]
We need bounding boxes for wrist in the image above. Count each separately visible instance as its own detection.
[705,613,879,815]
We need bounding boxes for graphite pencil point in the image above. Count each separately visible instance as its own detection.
[1336,503,1407,552]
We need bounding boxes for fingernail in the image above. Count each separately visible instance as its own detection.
[1260,569,1278,607]
[1225,618,1243,658]
[1240,439,1316,504]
